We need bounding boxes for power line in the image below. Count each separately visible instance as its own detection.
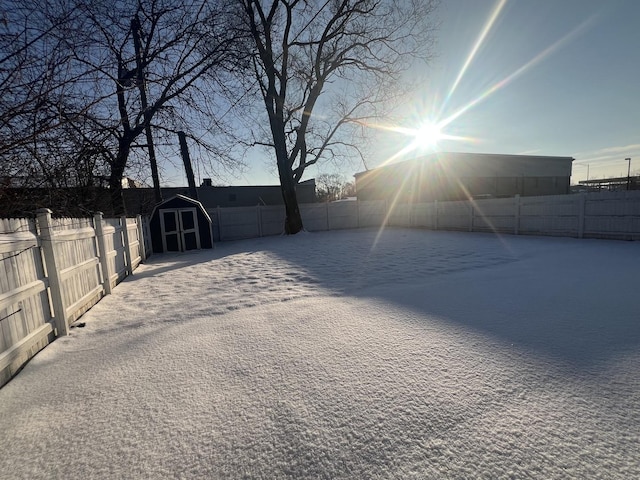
[0,245,37,262]
[0,309,22,323]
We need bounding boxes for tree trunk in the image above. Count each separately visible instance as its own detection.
[269,102,304,234]
[108,168,126,216]
[278,160,303,234]
[108,140,130,216]
[132,15,162,204]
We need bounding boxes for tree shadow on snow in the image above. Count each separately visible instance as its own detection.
[266,228,640,370]
[128,228,640,370]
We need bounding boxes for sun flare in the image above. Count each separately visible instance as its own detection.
[412,121,443,149]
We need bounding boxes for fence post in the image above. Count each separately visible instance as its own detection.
[121,216,133,276]
[326,202,330,230]
[36,209,69,337]
[257,205,263,237]
[93,212,112,295]
[217,206,223,241]
[409,200,414,228]
[468,202,474,232]
[577,193,586,239]
[136,215,146,261]
[514,194,521,235]
[143,216,153,255]
[384,199,389,228]
[356,200,360,229]
[434,200,439,230]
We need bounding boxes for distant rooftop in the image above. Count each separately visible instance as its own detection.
[355,152,574,178]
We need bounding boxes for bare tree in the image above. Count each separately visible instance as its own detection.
[61,0,249,213]
[1,0,248,214]
[316,172,348,202]
[0,1,81,186]
[238,0,437,233]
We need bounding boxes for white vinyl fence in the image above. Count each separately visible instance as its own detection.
[209,191,640,242]
[0,211,148,387]
[3,191,637,387]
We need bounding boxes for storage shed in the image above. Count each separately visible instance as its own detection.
[149,195,213,253]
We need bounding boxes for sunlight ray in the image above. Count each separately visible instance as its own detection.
[372,162,418,251]
[436,159,515,253]
[442,0,508,113]
[439,15,596,130]
[381,143,421,167]
[353,12,595,182]
[434,133,478,144]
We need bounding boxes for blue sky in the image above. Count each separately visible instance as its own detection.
[407,0,640,184]
[168,0,640,186]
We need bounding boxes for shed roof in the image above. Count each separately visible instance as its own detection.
[150,194,212,223]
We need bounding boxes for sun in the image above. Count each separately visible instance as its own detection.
[412,121,443,149]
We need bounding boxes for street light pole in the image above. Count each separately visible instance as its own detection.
[574,163,590,183]
[626,158,631,191]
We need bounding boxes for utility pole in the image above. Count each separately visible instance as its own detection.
[132,14,162,204]
[178,131,199,200]
[626,158,631,191]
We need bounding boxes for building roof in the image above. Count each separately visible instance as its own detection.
[355,152,575,178]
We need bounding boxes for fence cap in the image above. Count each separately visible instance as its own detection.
[36,208,53,214]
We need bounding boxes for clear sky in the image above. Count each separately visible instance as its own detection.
[166,0,640,187]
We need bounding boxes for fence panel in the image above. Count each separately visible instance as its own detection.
[142,216,153,255]
[437,201,470,230]
[102,218,128,287]
[260,206,286,236]
[217,206,261,241]
[471,198,515,233]
[1,213,146,388]
[584,191,640,239]
[127,218,143,270]
[519,195,579,236]
[357,201,386,228]
[473,197,514,215]
[50,218,104,325]
[328,202,359,230]
[387,203,411,227]
[411,203,436,228]
[0,219,53,386]
[202,193,640,243]
[301,204,328,231]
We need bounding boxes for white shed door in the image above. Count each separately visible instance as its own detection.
[159,208,200,252]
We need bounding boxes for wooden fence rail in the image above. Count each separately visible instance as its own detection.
[0,211,149,387]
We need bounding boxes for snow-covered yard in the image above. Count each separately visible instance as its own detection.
[1,228,639,479]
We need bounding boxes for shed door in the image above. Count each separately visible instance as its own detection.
[159,208,200,252]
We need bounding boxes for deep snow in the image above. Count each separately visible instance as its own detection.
[1,228,639,479]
